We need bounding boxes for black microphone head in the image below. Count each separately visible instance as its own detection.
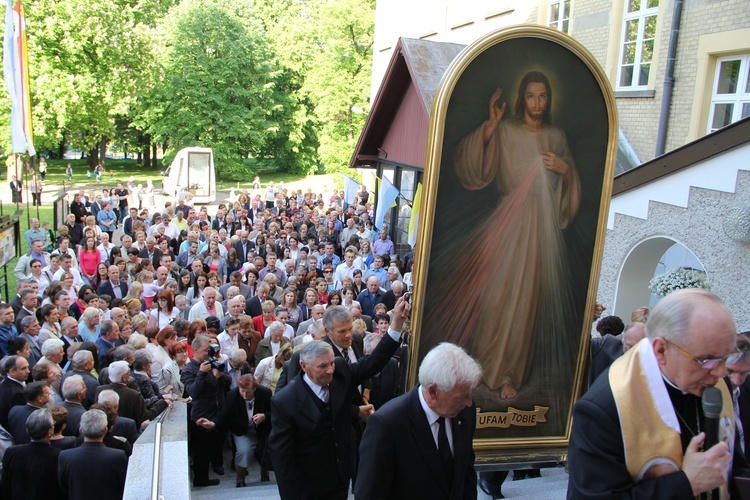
[702,387,723,419]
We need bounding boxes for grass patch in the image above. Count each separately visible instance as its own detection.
[0,204,54,302]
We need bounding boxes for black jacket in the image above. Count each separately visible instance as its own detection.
[1,441,64,499]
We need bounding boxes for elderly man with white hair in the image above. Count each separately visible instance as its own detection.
[37,338,65,391]
[60,350,99,409]
[94,360,167,428]
[61,375,88,437]
[97,389,139,446]
[188,287,223,322]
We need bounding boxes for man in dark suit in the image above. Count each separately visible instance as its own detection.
[138,236,163,269]
[8,382,50,444]
[61,374,88,436]
[97,388,140,445]
[361,333,401,410]
[232,230,255,266]
[1,408,65,499]
[197,373,272,487]
[94,361,167,428]
[60,350,100,409]
[58,409,128,500]
[245,282,274,318]
[354,343,481,500]
[0,356,29,428]
[96,265,129,300]
[269,302,406,499]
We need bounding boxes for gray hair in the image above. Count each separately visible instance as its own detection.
[322,305,351,331]
[646,289,734,343]
[113,345,136,362]
[229,349,247,364]
[266,321,285,337]
[26,408,54,441]
[41,338,64,357]
[108,361,130,384]
[80,307,101,328]
[418,343,483,392]
[363,332,382,355]
[127,333,147,350]
[20,315,37,330]
[307,319,325,338]
[62,374,86,401]
[256,282,270,293]
[192,334,212,352]
[61,316,78,332]
[80,409,108,439]
[299,339,334,364]
[70,350,93,370]
[132,349,152,371]
[97,389,120,406]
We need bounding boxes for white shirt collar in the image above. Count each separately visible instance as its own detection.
[418,385,441,427]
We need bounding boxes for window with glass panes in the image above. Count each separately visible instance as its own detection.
[708,55,750,133]
[617,0,658,89]
[548,0,570,33]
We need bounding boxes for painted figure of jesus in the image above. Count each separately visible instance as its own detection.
[438,71,581,399]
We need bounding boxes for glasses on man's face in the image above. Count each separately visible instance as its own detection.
[32,264,41,268]
[665,339,743,370]
[323,270,333,274]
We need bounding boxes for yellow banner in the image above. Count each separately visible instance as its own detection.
[475,406,549,429]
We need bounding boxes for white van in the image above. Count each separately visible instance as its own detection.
[161,147,216,203]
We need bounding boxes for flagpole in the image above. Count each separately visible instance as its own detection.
[23,155,30,226]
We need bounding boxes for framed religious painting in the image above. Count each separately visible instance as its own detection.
[408,25,617,459]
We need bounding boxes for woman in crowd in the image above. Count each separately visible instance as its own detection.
[254,344,293,395]
[252,300,277,338]
[359,239,375,270]
[84,215,102,241]
[315,278,329,305]
[274,307,295,340]
[254,321,289,366]
[226,248,241,277]
[203,242,227,285]
[69,286,94,320]
[145,326,175,377]
[326,290,342,309]
[177,269,193,296]
[158,237,175,263]
[119,320,134,345]
[38,304,62,343]
[341,286,360,310]
[322,265,340,293]
[158,341,188,397]
[78,237,102,285]
[352,269,365,296]
[60,272,79,302]
[48,406,77,450]
[78,307,102,343]
[27,258,51,297]
[185,270,208,308]
[124,282,146,313]
[185,319,208,358]
[149,290,179,329]
[288,233,302,263]
[279,288,301,332]
[130,315,148,337]
[298,288,318,323]
[244,270,258,296]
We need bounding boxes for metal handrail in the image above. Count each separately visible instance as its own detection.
[150,404,174,500]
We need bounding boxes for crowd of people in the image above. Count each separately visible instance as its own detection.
[0,179,423,497]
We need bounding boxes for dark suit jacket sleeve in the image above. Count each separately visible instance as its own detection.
[350,332,400,386]
[276,360,290,393]
[353,411,397,500]
[269,390,302,499]
[567,389,694,499]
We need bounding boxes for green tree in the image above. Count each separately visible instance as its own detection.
[143,0,316,177]
[257,0,374,173]
[21,0,159,164]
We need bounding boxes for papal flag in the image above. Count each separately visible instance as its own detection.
[407,182,422,247]
[3,0,35,156]
[374,175,399,230]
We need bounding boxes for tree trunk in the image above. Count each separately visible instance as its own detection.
[99,138,108,165]
[152,142,158,169]
[87,148,99,168]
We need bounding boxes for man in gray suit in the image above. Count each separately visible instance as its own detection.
[295,304,325,338]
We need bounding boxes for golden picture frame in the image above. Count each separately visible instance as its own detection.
[408,25,617,456]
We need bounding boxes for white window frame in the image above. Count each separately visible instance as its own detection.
[707,54,750,133]
[547,0,571,34]
[616,0,659,90]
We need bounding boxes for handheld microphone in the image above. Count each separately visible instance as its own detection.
[702,386,723,500]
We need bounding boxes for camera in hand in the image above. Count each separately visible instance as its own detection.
[207,343,225,371]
